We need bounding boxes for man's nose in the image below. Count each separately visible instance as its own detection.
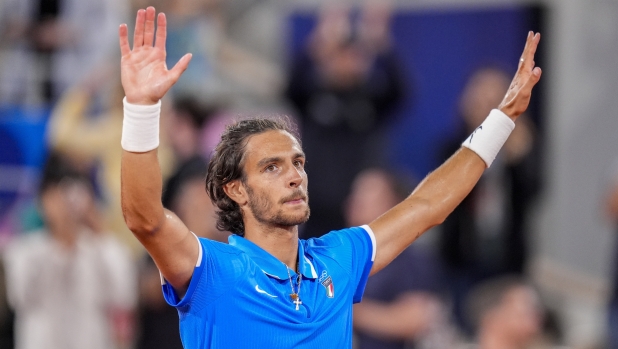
[288,166,303,188]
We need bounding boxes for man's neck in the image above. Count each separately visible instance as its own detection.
[244,222,299,271]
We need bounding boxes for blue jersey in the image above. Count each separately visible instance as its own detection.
[162,225,376,348]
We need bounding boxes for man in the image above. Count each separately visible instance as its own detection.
[348,169,448,349]
[4,152,136,349]
[118,6,542,348]
[285,3,406,238]
[604,163,618,349]
[439,66,542,332]
[461,277,546,349]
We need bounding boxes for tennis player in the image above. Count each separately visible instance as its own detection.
[118,7,542,348]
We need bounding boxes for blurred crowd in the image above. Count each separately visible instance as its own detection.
[0,0,611,348]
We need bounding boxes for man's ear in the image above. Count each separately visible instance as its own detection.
[223,179,248,206]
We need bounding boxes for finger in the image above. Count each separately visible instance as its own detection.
[155,12,167,51]
[169,53,192,82]
[133,9,146,48]
[119,24,130,56]
[143,6,156,47]
[524,33,540,70]
[522,66,542,93]
[517,31,533,71]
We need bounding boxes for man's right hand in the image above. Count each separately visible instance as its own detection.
[119,7,191,105]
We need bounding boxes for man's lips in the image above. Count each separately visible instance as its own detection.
[281,193,307,204]
[285,198,305,204]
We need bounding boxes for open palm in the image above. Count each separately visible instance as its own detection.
[119,7,191,105]
[498,31,542,120]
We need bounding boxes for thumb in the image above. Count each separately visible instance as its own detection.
[523,67,542,92]
[169,53,192,82]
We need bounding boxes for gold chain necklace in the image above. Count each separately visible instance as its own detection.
[285,264,302,310]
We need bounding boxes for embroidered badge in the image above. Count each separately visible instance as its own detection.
[320,275,334,298]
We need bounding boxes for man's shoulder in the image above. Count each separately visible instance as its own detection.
[196,236,250,268]
[303,226,373,257]
[304,226,363,246]
[198,236,242,254]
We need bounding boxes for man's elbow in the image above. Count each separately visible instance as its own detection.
[416,198,449,229]
[431,210,448,227]
[122,207,164,237]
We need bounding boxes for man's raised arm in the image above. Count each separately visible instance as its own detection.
[369,32,542,275]
[119,7,195,291]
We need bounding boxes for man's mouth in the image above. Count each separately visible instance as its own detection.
[285,198,305,204]
[282,192,307,205]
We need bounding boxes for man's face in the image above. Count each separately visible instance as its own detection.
[240,130,310,228]
[496,286,542,344]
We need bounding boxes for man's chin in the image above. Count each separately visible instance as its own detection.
[275,210,310,227]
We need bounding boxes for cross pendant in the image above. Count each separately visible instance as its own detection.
[293,297,302,310]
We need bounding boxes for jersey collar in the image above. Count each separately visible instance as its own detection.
[228,235,318,280]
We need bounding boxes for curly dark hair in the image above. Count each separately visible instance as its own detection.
[205,117,299,236]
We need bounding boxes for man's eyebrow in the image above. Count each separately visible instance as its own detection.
[256,152,305,168]
[257,156,282,168]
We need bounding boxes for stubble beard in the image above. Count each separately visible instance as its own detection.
[246,185,310,228]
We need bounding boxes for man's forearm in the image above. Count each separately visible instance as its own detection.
[370,148,485,273]
[410,147,485,227]
[119,95,165,236]
[388,148,485,233]
[121,150,165,235]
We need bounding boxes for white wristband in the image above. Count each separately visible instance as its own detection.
[461,109,515,167]
[121,97,161,152]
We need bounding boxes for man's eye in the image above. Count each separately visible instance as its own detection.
[294,160,304,168]
[265,164,277,172]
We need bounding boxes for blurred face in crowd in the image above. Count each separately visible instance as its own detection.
[487,285,543,346]
[345,169,399,226]
[40,180,91,245]
[237,130,310,229]
[174,178,227,242]
[323,44,368,89]
[460,68,511,128]
[167,109,202,160]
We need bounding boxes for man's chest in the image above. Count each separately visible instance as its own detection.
[211,259,352,324]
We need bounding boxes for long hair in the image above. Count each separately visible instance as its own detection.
[205,117,299,236]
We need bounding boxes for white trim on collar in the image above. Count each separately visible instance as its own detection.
[304,255,318,278]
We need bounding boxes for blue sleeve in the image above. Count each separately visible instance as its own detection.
[316,225,376,303]
[161,237,245,312]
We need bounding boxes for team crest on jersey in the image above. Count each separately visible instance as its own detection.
[319,271,334,298]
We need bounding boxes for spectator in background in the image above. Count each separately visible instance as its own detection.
[0,0,128,104]
[137,159,228,349]
[164,96,216,166]
[160,96,228,242]
[462,276,549,349]
[438,66,541,332]
[159,0,283,106]
[0,257,14,348]
[3,152,136,349]
[604,163,618,349]
[286,0,406,238]
[348,168,452,349]
[47,65,175,254]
